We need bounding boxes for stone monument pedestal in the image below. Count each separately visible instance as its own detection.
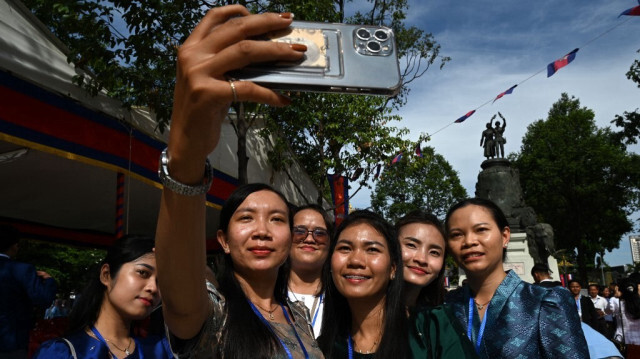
[454,157,561,287]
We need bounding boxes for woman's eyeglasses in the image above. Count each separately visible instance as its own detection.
[292,226,329,243]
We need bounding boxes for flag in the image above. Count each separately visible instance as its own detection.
[492,84,517,103]
[455,110,476,123]
[415,142,423,158]
[547,48,579,77]
[619,5,640,17]
[350,167,363,181]
[327,173,349,227]
[391,152,403,164]
[373,164,382,180]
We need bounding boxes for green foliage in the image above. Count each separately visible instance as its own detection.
[511,93,640,279]
[16,239,105,297]
[24,0,448,198]
[264,93,409,204]
[370,145,467,222]
[611,49,640,145]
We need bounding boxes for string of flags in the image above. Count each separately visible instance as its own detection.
[366,2,639,183]
[428,3,639,137]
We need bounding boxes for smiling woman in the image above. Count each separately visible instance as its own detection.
[33,236,173,358]
[288,204,334,338]
[318,210,477,359]
[444,198,589,359]
[394,210,447,308]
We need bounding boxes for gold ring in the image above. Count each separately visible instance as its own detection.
[228,79,238,103]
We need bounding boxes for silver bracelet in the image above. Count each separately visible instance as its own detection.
[158,148,213,196]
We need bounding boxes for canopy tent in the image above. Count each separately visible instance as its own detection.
[0,0,322,249]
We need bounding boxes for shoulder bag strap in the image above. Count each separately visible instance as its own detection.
[61,338,78,359]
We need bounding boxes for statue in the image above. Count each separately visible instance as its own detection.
[493,112,507,158]
[480,115,496,159]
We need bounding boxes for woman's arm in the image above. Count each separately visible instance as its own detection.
[155,5,305,340]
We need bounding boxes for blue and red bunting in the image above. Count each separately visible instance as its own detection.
[493,84,517,103]
[415,142,423,158]
[547,48,579,77]
[391,152,403,164]
[619,5,640,17]
[373,163,382,180]
[455,110,476,123]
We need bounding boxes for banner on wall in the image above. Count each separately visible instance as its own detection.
[327,173,349,227]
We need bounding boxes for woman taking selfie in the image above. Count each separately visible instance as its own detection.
[33,236,172,358]
[288,204,333,338]
[394,211,446,308]
[154,4,324,358]
[444,198,588,358]
[318,210,476,358]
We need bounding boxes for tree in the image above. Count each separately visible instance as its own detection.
[263,0,449,205]
[511,93,640,281]
[22,0,337,185]
[370,144,467,222]
[611,49,640,146]
[17,239,105,297]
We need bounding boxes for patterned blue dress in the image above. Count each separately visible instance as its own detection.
[446,270,589,359]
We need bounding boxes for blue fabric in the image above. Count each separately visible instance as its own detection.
[0,257,57,352]
[581,322,623,359]
[446,270,589,359]
[33,331,174,359]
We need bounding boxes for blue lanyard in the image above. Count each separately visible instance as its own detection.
[311,293,323,327]
[467,298,489,354]
[90,326,141,358]
[347,335,354,359]
[248,301,310,359]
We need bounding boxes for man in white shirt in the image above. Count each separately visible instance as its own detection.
[588,284,608,335]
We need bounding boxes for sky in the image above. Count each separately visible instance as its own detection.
[348,0,640,267]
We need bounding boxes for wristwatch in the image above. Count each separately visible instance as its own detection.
[158,148,213,196]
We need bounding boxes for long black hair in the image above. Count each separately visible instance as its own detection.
[318,210,408,359]
[620,277,640,319]
[395,210,446,307]
[444,197,510,260]
[66,235,155,334]
[290,203,335,295]
[217,183,293,358]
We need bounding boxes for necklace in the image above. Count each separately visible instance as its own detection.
[355,339,379,354]
[105,337,132,356]
[252,301,278,320]
[474,298,491,310]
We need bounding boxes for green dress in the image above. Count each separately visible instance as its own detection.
[329,305,478,358]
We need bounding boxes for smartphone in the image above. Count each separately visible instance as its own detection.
[228,21,402,97]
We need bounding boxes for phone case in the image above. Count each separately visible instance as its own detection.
[228,21,402,97]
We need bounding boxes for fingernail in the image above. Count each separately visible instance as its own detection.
[280,12,294,19]
[290,43,307,52]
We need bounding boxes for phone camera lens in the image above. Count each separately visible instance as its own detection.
[356,28,371,40]
[366,41,381,53]
[374,29,388,41]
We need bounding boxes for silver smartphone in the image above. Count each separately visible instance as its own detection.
[228,21,402,97]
